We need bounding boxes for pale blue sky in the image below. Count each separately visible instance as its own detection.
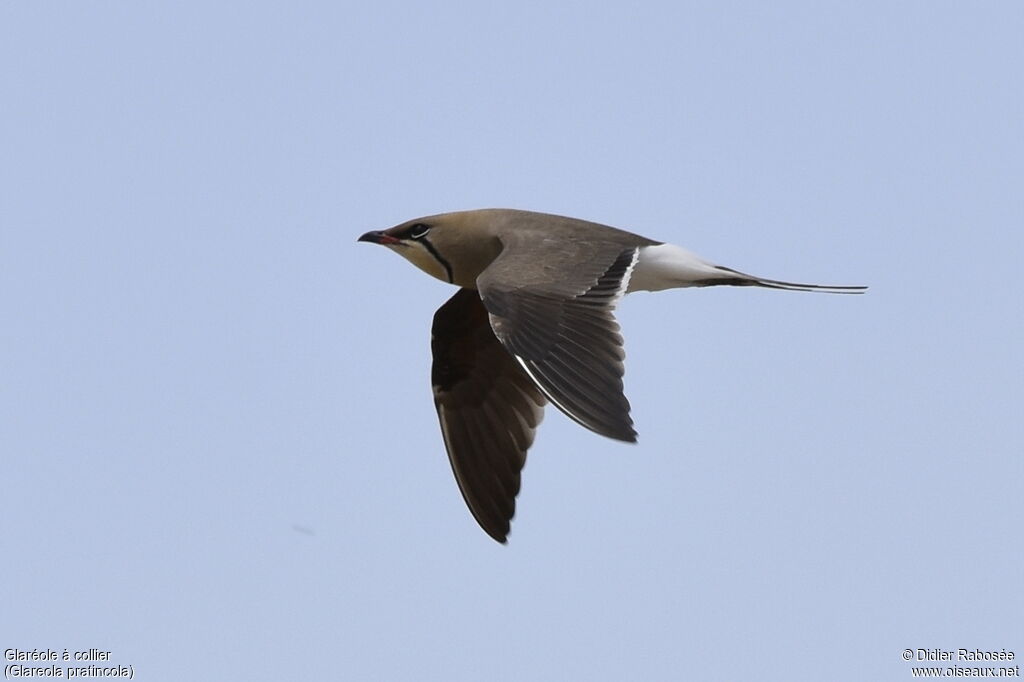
[3,2,1021,680]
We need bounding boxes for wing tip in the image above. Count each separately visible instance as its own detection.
[484,526,510,544]
[599,424,638,443]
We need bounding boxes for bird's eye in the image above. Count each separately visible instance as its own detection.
[408,223,431,239]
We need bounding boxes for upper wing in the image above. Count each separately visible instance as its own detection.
[477,240,640,443]
[431,288,547,543]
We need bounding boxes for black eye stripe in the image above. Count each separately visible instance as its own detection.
[408,223,430,239]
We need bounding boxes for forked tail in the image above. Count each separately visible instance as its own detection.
[711,266,868,294]
[626,244,868,294]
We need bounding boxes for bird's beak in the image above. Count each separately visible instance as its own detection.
[358,230,400,245]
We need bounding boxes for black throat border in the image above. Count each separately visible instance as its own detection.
[420,237,454,283]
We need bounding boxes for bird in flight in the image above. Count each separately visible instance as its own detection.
[359,209,865,543]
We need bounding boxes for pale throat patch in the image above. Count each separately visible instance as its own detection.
[389,243,450,283]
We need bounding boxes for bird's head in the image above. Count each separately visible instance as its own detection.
[358,210,504,288]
